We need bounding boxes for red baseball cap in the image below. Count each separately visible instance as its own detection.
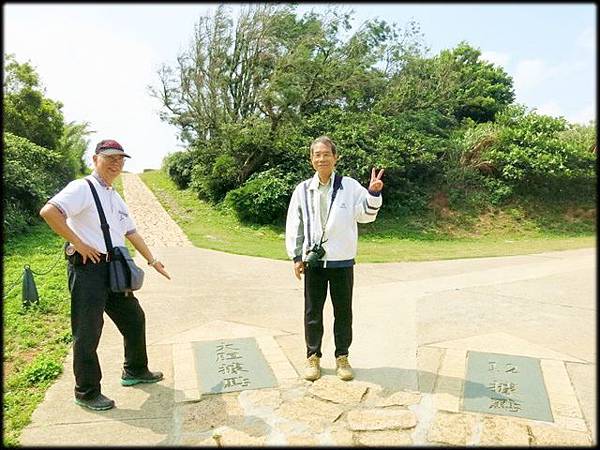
[95,139,131,158]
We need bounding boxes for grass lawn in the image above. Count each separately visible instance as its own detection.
[139,169,595,262]
[3,224,72,447]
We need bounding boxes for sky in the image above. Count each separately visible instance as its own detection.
[4,3,596,174]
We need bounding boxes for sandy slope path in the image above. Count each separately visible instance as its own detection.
[121,172,193,248]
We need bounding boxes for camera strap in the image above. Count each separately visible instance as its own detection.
[317,173,343,246]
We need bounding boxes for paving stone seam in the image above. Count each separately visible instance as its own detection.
[526,424,536,446]
[429,347,446,396]
[468,414,483,445]
[456,288,596,311]
[561,364,591,428]
[25,416,172,428]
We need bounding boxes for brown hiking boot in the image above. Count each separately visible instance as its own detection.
[303,354,321,381]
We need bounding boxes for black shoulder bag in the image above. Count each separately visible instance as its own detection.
[85,178,144,294]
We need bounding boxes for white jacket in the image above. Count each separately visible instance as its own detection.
[285,172,382,267]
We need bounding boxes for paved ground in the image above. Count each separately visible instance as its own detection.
[20,173,596,446]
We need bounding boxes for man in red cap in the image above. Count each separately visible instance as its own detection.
[40,139,171,411]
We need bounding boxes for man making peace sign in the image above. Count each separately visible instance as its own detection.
[285,136,384,382]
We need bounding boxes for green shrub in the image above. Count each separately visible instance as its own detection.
[4,202,30,235]
[303,107,452,213]
[190,153,239,202]
[159,107,595,224]
[225,169,298,224]
[490,107,595,187]
[3,133,65,235]
[162,148,202,189]
[446,109,596,205]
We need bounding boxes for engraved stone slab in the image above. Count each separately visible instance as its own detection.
[192,337,277,394]
[463,351,553,422]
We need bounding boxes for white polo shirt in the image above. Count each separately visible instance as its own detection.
[48,172,136,253]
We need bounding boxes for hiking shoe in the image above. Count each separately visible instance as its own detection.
[121,369,164,386]
[336,355,354,381]
[74,393,115,411]
[303,354,321,381]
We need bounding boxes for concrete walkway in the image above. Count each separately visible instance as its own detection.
[20,173,596,446]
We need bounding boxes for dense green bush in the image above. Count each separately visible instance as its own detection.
[493,107,594,181]
[190,153,240,202]
[224,169,299,224]
[4,133,65,235]
[441,122,503,206]
[162,148,203,189]
[165,104,596,222]
[302,107,454,211]
[478,107,595,201]
[440,110,596,206]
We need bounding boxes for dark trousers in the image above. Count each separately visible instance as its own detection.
[304,266,354,358]
[67,261,148,400]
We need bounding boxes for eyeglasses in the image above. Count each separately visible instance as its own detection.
[101,155,126,164]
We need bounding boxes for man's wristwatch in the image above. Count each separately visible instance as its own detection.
[147,258,159,266]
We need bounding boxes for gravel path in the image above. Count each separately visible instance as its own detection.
[121,172,193,248]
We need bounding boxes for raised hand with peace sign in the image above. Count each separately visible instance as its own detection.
[368,168,384,193]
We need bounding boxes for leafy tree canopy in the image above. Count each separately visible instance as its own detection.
[377,41,514,123]
[3,53,65,150]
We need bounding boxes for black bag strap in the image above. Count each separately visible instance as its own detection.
[85,178,114,258]
[331,173,343,204]
[318,173,343,245]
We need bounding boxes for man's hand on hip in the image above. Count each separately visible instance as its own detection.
[74,242,103,264]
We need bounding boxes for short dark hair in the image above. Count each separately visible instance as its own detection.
[310,136,336,156]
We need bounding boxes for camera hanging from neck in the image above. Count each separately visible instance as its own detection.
[305,174,343,270]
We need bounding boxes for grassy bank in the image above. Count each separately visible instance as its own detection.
[3,224,72,446]
[139,170,289,259]
[139,169,595,262]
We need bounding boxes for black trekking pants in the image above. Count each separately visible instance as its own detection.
[304,265,354,358]
[67,260,148,400]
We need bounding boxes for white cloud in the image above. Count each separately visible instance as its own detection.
[512,59,548,93]
[568,104,596,125]
[480,50,510,68]
[576,26,595,52]
[530,101,596,125]
[5,9,182,173]
[512,57,590,97]
[535,100,564,118]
